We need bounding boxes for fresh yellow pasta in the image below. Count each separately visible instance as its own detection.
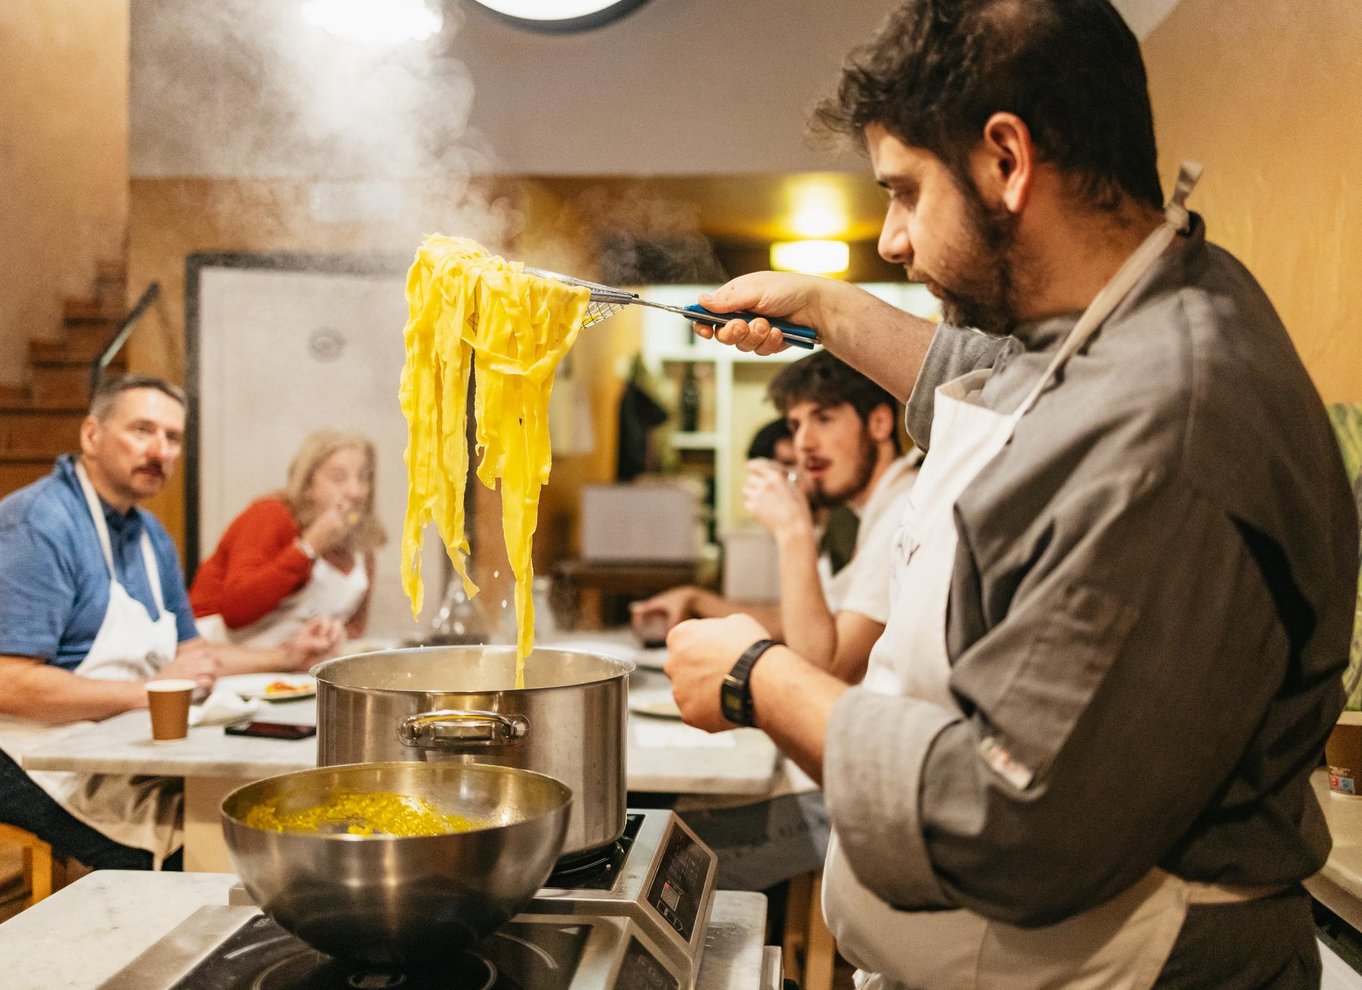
[243,790,484,837]
[399,235,588,679]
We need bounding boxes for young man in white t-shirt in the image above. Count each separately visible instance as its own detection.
[633,351,915,685]
[745,350,916,684]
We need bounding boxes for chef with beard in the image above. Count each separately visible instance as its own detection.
[0,374,339,871]
[663,1,1358,987]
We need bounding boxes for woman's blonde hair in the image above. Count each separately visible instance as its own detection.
[282,430,386,554]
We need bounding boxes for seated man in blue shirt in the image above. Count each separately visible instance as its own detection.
[0,374,340,870]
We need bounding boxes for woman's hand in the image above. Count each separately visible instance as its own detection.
[302,500,354,555]
[282,616,344,670]
[743,459,813,539]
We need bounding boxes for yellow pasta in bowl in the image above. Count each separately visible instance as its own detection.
[399,236,589,682]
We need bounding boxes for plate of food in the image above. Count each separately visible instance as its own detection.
[628,688,683,720]
[217,673,317,702]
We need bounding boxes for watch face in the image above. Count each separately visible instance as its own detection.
[720,674,750,727]
[466,0,654,33]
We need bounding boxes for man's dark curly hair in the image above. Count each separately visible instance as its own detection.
[768,350,898,428]
[811,0,1162,212]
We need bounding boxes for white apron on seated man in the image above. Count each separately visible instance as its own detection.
[0,375,340,869]
[663,2,1357,987]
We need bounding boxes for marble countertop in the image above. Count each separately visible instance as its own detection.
[1309,767,1362,924]
[0,871,771,989]
[22,669,780,797]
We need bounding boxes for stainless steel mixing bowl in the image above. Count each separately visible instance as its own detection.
[220,761,572,966]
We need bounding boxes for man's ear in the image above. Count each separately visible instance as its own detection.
[78,415,99,457]
[973,112,1035,215]
[867,403,896,444]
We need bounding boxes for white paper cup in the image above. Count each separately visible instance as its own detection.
[147,678,195,743]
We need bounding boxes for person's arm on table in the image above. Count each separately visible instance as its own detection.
[181,615,342,675]
[694,273,939,402]
[665,614,847,781]
[630,586,783,641]
[0,650,220,723]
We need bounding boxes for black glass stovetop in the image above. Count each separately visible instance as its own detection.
[170,815,647,990]
[173,913,591,990]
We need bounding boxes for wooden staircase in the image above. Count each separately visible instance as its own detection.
[0,262,128,499]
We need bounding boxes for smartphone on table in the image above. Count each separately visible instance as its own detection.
[224,721,316,740]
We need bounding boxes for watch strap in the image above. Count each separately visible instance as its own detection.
[720,638,777,727]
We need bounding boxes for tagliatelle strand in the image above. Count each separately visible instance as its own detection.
[399,235,587,680]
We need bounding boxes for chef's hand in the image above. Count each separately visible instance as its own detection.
[743,458,813,538]
[157,642,222,695]
[664,614,772,732]
[629,587,700,640]
[301,500,355,555]
[691,272,832,355]
[281,616,344,670]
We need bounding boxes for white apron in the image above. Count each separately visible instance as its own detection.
[200,552,367,648]
[821,165,1263,990]
[0,462,183,864]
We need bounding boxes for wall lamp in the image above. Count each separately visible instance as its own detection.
[770,240,850,276]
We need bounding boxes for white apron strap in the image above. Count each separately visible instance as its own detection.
[73,460,117,575]
[1011,161,1203,424]
[75,460,167,613]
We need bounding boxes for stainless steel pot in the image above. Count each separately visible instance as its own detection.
[220,761,572,966]
[312,645,632,858]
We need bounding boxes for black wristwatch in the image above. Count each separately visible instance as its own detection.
[720,639,778,727]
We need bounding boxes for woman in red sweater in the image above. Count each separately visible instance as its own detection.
[190,431,386,648]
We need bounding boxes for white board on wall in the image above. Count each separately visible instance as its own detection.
[192,259,446,643]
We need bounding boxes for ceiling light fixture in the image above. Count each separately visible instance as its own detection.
[770,240,850,276]
[301,0,442,43]
[467,0,654,33]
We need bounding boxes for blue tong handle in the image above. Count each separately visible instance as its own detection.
[681,305,818,350]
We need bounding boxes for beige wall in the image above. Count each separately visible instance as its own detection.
[1144,0,1361,403]
[120,0,1362,558]
[0,1,129,386]
[126,176,628,589]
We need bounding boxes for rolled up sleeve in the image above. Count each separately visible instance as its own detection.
[904,325,1013,450]
[823,471,1296,927]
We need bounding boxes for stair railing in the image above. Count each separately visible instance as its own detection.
[89,282,161,398]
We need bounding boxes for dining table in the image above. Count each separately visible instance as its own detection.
[20,631,782,871]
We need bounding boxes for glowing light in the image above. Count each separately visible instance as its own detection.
[770,240,850,276]
[301,0,442,42]
[786,178,850,239]
[473,0,631,19]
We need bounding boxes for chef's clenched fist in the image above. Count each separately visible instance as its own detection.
[664,614,772,732]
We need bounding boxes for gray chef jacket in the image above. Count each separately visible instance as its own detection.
[822,213,1358,934]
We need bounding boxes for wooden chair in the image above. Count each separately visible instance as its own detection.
[783,868,838,990]
[0,824,56,908]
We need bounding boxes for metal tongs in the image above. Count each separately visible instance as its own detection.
[524,267,818,349]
